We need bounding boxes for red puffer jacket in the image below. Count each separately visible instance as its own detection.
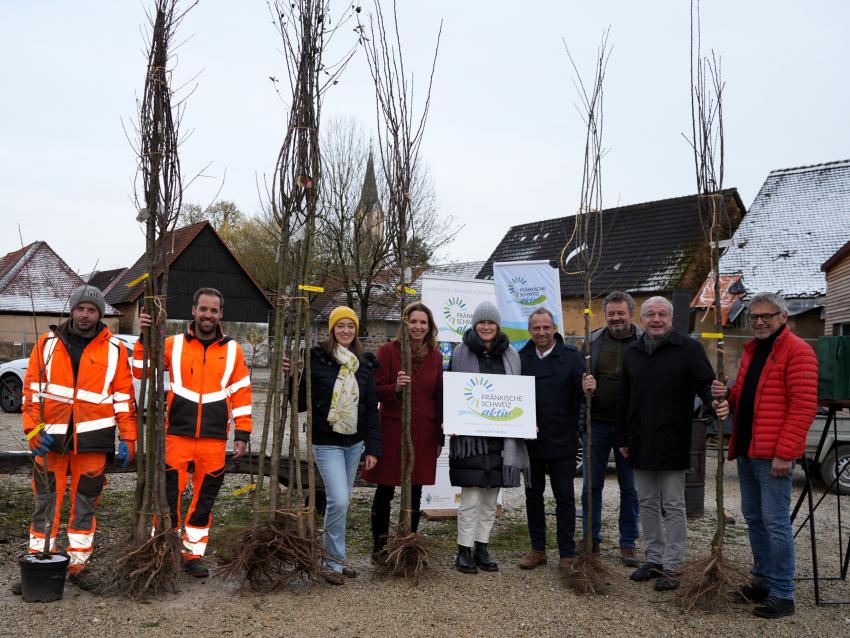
[727,327,818,461]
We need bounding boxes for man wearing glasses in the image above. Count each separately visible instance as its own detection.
[617,296,728,591]
[711,292,818,619]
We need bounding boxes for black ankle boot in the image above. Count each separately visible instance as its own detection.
[455,545,478,573]
[371,535,388,564]
[473,542,499,571]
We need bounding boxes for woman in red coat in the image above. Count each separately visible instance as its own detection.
[364,301,443,560]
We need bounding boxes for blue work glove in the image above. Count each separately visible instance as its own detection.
[115,440,136,468]
[28,431,54,457]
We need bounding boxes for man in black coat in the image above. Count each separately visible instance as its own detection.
[617,296,728,591]
[517,308,584,576]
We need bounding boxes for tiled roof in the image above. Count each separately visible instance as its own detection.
[719,160,850,299]
[0,241,119,315]
[478,190,745,297]
[106,222,208,305]
[86,267,128,295]
[426,260,488,280]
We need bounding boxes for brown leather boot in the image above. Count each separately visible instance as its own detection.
[518,549,548,570]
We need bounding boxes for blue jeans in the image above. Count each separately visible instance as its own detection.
[737,457,795,600]
[313,441,365,572]
[580,422,639,548]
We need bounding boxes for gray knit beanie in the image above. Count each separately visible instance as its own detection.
[69,285,106,318]
[471,301,501,328]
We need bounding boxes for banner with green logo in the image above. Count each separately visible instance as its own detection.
[421,275,496,343]
[493,260,563,350]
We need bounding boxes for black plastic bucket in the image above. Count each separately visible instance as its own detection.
[19,552,69,602]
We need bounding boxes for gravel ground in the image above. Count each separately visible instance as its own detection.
[3,395,850,636]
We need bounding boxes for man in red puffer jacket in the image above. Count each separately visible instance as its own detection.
[712,291,818,620]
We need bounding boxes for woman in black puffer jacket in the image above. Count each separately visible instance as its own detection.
[448,302,528,574]
[295,306,380,582]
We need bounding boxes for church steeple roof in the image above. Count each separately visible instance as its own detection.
[357,152,380,211]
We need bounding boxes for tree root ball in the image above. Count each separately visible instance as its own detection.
[90,530,184,599]
[679,549,745,613]
[373,532,433,584]
[562,552,613,595]
[216,522,326,592]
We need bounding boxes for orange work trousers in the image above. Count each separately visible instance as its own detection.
[30,451,106,574]
[165,434,226,560]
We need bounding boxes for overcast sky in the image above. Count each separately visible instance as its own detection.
[2,1,849,274]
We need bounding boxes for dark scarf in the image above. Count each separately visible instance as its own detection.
[643,328,672,354]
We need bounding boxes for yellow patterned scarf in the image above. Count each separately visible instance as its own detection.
[327,346,360,435]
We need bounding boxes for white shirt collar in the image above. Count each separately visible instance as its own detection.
[536,343,556,359]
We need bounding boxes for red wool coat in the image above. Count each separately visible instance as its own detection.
[361,341,443,486]
[727,327,818,461]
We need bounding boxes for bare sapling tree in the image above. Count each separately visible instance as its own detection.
[559,31,612,595]
[17,230,66,559]
[84,0,193,598]
[315,115,459,334]
[680,0,742,611]
[90,0,196,599]
[358,0,441,581]
[218,0,355,591]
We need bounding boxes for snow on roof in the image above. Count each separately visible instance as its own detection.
[720,159,850,299]
[0,241,119,315]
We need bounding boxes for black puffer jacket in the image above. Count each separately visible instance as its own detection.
[298,346,381,457]
[448,330,515,488]
[518,334,584,459]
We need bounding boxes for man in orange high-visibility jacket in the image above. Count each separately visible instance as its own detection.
[135,287,251,578]
[13,285,137,594]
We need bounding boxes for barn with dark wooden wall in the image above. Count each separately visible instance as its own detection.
[105,221,273,363]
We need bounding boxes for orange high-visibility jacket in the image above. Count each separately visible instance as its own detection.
[133,324,252,441]
[22,324,137,453]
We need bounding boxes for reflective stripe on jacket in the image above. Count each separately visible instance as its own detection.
[22,324,137,453]
[133,324,252,441]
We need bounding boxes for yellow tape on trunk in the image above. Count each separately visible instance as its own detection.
[231,483,257,496]
[126,272,150,288]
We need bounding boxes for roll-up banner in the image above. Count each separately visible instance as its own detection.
[493,260,563,351]
[421,275,497,368]
[420,274,500,516]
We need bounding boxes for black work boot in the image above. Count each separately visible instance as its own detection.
[732,580,770,604]
[371,535,388,564]
[473,542,499,572]
[69,570,100,591]
[455,545,478,574]
[183,559,210,578]
[10,581,22,595]
[630,562,663,582]
[753,596,795,619]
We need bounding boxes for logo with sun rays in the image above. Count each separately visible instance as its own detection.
[507,276,547,306]
[442,296,471,337]
[460,376,524,422]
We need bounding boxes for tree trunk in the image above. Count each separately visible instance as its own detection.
[582,278,594,555]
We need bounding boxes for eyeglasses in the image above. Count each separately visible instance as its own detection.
[642,312,671,320]
[748,311,781,324]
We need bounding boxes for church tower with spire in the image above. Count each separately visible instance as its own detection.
[355,152,384,244]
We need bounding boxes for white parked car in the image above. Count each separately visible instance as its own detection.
[0,334,142,414]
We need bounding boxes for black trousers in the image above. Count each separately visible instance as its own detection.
[524,455,577,558]
[370,484,423,550]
